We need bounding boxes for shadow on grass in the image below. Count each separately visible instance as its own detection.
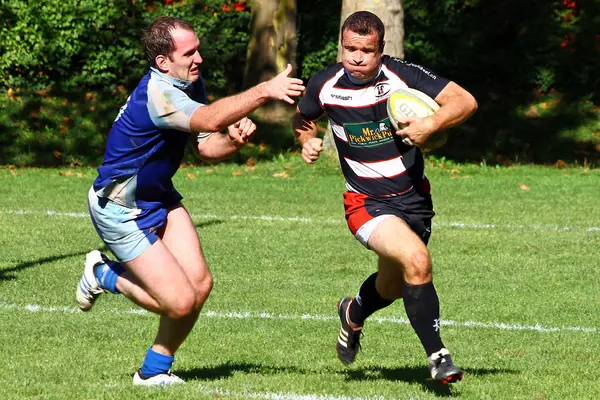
[178,362,301,381]
[194,219,225,230]
[0,220,221,282]
[344,365,518,397]
[0,245,109,282]
[179,361,518,397]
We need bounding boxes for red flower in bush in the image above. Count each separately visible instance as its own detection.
[222,1,248,13]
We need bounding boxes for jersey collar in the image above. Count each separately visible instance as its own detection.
[150,67,194,93]
[344,64,383,85]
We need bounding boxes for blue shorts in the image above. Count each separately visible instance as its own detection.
[87,187,169,262]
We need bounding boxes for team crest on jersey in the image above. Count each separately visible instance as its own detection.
[344,118,394,148]
[374,82,391,98]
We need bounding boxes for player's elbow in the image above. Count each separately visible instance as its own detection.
[190,108,227,132]
[196,143,233,163]
[465,92,478,115]
[195,146,220,162]
[207,120,228,132]
[192,120,223,133]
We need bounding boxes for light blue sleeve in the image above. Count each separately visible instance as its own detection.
[146,75,203,132]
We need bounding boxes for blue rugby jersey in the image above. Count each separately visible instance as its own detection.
[93,68,208,209]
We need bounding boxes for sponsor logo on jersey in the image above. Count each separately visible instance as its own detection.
[331,93,353,101]
[343,118,394,148]
[374,82,391,97]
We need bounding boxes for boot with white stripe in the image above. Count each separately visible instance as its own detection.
[336,297,363,365]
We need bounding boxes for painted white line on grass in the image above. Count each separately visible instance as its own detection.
[199,386,386,400]
[2,209,600,233]
[101,382,386,400]
[0,301,596,334]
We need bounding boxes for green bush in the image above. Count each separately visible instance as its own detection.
[0,0,251,95]
[0,89,128,166]
[0,0,251,166]
[145,0,251,95]
[297,0,342,80]
[0,0,148,92]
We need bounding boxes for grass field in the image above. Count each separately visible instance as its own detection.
[0,156,599,399]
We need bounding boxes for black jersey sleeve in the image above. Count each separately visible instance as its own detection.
[297,70,328,121]
[384,56,450,100]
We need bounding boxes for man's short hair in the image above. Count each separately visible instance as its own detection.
[341,11,385,52]
[142,16,195,67]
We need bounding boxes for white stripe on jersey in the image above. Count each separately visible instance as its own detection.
[319,65,409,108]
[319,69,346,107]
[345,181,360,193]
[331,122,348,142]
[344,155,407,179]
[380,64,410,89]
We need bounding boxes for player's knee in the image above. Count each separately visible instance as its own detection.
[192,272,213,308]
[166,290,197,319]
[405,250,432,283]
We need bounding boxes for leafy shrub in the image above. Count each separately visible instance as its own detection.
[145,0,251,95]
[0,0,148,92]
[0,0,251,95]
[296,0,342,80]
[0,89,128,166]
[0,0,251,166]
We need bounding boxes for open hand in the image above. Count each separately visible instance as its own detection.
[263,64,305,104]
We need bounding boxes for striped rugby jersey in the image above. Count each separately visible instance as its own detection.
[298,55,449,197]
[93,68,209,209]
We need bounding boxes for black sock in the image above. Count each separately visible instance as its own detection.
[349,273,395,326]
[402,281,445,356]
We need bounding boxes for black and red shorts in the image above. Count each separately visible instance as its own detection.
[343,180,434,248]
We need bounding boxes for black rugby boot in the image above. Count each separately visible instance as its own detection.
[336,297,363,365]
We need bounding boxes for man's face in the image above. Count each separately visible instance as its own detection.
[340,29,384,81]
[160,27,203,82]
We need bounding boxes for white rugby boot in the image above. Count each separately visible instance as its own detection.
[76,250,105,311]
[428,348,464,384]
[133,370,185,386]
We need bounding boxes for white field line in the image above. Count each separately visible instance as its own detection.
[0,301,596,334]
[105,383,390,400]
[2,209,600,233]
[197,386,387,400]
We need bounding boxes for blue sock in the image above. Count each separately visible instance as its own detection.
[94,260,124,294]
[140,348,174,377]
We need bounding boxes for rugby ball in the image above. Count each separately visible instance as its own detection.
[386,88,446,149]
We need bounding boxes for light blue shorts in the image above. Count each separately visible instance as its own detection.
[87,187,168,262]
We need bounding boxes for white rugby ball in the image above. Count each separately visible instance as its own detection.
[387,88,439,130]
[386,88,446,149]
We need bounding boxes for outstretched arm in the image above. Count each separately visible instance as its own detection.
[190,64,305,133]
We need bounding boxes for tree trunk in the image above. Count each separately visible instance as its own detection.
[243,0,297,124]
[323,0,404,152]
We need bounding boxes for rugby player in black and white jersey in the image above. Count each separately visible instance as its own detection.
[293,11,477,384]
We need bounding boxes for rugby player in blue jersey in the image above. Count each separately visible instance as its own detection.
[76,16,304,386]
[293,11,477,384]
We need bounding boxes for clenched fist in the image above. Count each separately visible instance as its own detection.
[301,137,323,164]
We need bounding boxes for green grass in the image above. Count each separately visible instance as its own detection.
[0,157,599,399]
